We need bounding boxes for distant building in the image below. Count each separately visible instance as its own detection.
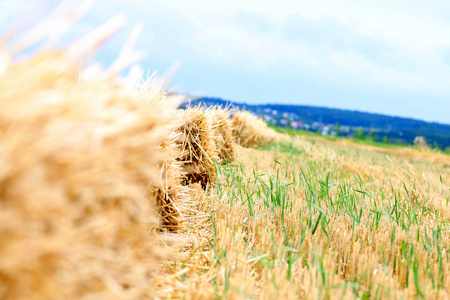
[263,115,274,123]
[291,121,303,129]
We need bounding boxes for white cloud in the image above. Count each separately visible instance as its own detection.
[1,0,450,122]
[103,0,450,96]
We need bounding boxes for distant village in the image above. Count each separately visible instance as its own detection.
[254,107,383,139]
[183,97,450,150]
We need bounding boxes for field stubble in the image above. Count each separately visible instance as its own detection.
[153,135,450,299]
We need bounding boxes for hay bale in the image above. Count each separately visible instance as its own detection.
[414,136,428,149]
[176,107,218,188]
[150,129,188,232]
[0,52,177,299]
[231,111,280,148]
[210,108,236,162]
[122,71,187,233]
[0,12,183,298]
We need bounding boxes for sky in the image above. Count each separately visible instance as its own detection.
[1,0,450,124]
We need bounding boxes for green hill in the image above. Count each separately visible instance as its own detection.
[184,97,450,150]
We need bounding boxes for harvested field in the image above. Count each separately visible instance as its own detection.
[151,135,450,299]
[1,4,450,300]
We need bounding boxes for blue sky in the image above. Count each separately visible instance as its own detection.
[2,0,450,124]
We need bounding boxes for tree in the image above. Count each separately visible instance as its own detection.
[335,122,340,136]
[354,128,365,140]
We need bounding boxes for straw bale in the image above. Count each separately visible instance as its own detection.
[231,110,281,148]
[413,136,428,149]
[210,108,236,162]
[0,3,189,297]
[120,70,187,233]
[150,129,188,232]
[176,107,218,188]
[0,51,177,299]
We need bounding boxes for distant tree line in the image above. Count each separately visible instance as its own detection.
[183,97,450,150]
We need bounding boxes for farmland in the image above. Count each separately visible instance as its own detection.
[1,7,450,299]
[151,134,450,299]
